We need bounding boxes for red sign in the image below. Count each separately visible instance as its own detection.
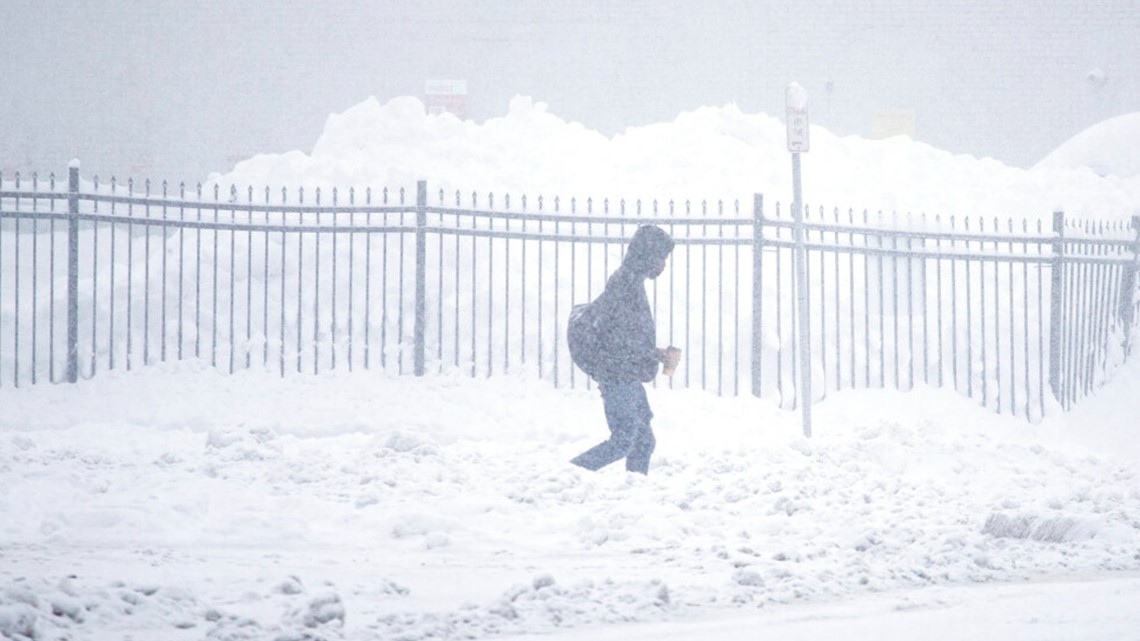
[424,79,468,119]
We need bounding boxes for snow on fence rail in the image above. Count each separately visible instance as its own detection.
[1,164,1138,422]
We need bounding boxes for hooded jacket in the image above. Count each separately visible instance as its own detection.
[589,225,675,383]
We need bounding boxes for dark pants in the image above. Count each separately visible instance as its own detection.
[570,381,656,474]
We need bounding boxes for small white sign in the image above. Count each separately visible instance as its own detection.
[786,82,810,153]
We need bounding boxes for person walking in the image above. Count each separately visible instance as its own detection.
[570,224,679,475]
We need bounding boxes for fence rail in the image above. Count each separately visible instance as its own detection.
[2,164,1138,423]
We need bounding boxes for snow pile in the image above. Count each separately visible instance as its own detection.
[212,96,1140,221]
[1034,112,1140,180]
[372,575,672,641]
[2,363,1139,639]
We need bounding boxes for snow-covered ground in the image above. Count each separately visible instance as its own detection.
[3,96,1140,640]
[2,357,1139,640]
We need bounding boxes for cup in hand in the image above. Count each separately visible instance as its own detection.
[662,346,682,377]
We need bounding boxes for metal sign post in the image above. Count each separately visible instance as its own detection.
[786,82,812,438]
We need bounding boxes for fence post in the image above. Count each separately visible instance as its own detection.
[66,161,80,384]
[1120,215,1140,356]
[752,193,764,397]
[1048,210,1065,404]
[414,180,427,376]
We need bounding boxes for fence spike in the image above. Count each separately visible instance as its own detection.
[620,199,625,216]
[92,175,98,191]
[471,191,477,208]
[603,197,609,214]
[315,186,321,205]
[521,194,527,211]
[147,179,153,196]
[506,193,511,210]
[332,186,338,205]
[248,185,254,202]
[281,186,286,203]
[367,186,374,205]
[230,184,238,203]
[570,196,575,213]
[490,192,495,209]
[349,186,355,205]
[538,195,544,211]
[32,172,38,188]
[397,186,403,205]
[554,195,560,212]
[586,196,591,213]
[13,171,20,187]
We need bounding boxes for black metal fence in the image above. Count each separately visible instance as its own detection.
[758,203,1140,420]
[1,164,1137,423]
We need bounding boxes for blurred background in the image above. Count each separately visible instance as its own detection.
[1,0,1136,182]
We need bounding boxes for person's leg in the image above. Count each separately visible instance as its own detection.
[569,382,639,471]
[624,385,655,474]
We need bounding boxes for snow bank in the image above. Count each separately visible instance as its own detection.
[1035,112,1140,180]
[212,96,1140,221]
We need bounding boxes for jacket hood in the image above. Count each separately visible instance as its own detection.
[623,225,675,276]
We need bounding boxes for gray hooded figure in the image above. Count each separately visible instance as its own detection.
[570,224,675,474]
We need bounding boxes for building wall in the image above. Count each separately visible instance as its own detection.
[0,0,1136,181]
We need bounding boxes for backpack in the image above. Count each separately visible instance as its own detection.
[567,301,605,377]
